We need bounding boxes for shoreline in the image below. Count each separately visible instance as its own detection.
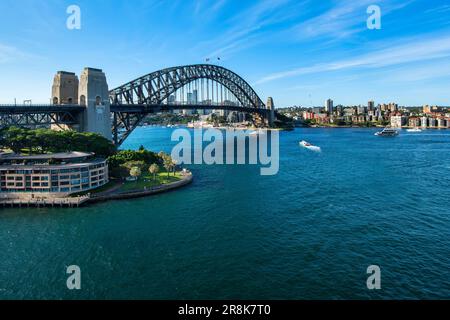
[0,173,194,208]
[298,125,450,130]
[87,172,193,205]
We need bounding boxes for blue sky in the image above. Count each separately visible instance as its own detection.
[1,0,450,107]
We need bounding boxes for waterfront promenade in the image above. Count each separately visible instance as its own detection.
[0,195,90,208]
[0,172,193,208]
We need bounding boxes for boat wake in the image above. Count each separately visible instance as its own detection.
[299,140,321,152]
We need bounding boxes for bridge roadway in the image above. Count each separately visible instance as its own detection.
[0,104,85,113]
[0,103,270,115]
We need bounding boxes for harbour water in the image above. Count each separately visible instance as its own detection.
[0,127,449,299]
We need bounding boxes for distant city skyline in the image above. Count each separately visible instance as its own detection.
[1,0,450,107]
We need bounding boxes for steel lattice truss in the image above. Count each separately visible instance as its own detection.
[109,64,268,145]
[0,105,83,130]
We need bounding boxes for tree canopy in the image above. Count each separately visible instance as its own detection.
[0,127,116,158]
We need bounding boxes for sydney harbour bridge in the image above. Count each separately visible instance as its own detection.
[0,64,276,146]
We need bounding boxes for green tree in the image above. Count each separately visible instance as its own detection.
[148,163,160,181]
[162,154,173,177]
[129,166,142,181]
[122,160,146,171]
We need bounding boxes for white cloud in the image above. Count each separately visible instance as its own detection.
[289,0,415,41]
[0,44,29,64]
[198,0,308,59]
[254,33,450,84]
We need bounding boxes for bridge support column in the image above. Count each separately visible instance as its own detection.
[78,68,112,140]
[267,97,275,127]
[51,71,81,131]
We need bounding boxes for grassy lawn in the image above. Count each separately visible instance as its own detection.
[70,180,120,197]
[119,171,183,192]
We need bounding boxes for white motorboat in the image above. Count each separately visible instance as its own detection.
[375,127,399,137]
[299,140,321,152]
[406,128,422,133]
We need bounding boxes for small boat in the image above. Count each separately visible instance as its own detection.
[406,128,422,133]
[375,127,399,137]
[299,140,321,152]
[249,130,258,136]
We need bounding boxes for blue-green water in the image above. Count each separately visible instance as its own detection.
[1,127,449,299]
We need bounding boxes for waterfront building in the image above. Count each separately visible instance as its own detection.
[313,107,324,114]
[389,103,399,112]
[429,117,437,128]
[343,107,355,117]
[0,152,108,200]
[409,117,421,128]
[357,106,367,115]
[391,115,407,128]
[325,99,333,114]
[302,111,314,120]
[421,116,429,128]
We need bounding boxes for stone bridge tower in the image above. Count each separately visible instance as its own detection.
[52,71,79,105]
[267,97,275,127]
[51,71,80,131]
[78,68,112,140]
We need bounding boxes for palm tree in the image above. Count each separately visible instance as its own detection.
[148,164,159,181]
[129,166,142,182]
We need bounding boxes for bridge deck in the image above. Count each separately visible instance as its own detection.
[0,104,85,113]
[0,104,269,114]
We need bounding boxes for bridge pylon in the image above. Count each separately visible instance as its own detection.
[78,68,112,140]
[267,97,275,127]
[51,71,81,131]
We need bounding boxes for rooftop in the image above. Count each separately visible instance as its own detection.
[0,151,94,161]
[57,71,76,75]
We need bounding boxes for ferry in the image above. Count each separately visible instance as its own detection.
[375,127,399,137]
[299,140,321,152]
[406,128,422,133]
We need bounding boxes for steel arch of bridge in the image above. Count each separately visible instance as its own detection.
[109,64,268,145]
